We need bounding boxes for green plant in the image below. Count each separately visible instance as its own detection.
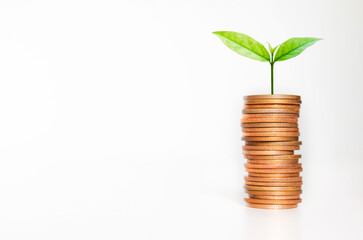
[213,31,321,94]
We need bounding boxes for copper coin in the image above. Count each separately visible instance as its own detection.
[245,99,301,105]
[245,154,301,160]
[242,132,299,137]
[246,202,298,209]
[245,176,302,182]
[245,141,302,146]
[243,109,300,114]
[249,195,301,200]
[243,113,299,118]
[244,104,300,110]
[243,150,294,155]
[243,145,299,151]
[247,159,299,164]
[245,163,302,169]
[245,190,302,196]
[245,185,301,191]
[245,198,302,204]
[242,122,298,128]
[244,94,301,100]
[248,173,300,178]
[245,168,302,173]
[243,137,298,142]
[242,127,299,132]
[245,180,302,186]
[241,117,298,123]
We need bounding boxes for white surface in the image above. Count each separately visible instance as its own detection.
[0,0,362,239]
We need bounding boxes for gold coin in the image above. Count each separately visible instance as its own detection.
[242,122,298,128]
[248,173,300,178]
[242,109,300,114]
[245,154,301,160]
[245,198,302,204]
[243,109,300,114]
[245,163,302,169]
[245,181,302,186]
[244,104,300,110]
[244,94,301,100]
[243,136,298,142]
[245,99,301,105]
[242,127,299,132]
[245,176,302,182]
[245,190,302,196]
[245,141,302,146]
[245,185,301,191]
[243,150,294,155]
[246,203,298,209]
[247,159,299,164]
[241,117,298,123]
[242,131,300,137]
[249,195,301,200]
[245,168,302,173]
[243,113,299,118]
[243,145,300,151]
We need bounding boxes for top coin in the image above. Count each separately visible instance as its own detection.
[245,99,302,105]
[244,95,301,100]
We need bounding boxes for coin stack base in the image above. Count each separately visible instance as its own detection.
[241,95,302,209]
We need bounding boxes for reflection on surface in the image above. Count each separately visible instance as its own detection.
[243,204,301,240]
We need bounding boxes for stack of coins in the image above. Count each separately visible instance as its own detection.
[241,95,302,209]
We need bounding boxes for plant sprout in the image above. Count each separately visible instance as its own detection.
[213,31,321,94]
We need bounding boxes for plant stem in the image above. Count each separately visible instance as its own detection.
[270,62,274,95]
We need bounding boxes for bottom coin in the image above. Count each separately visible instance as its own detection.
[246,202,298,209]
[245,198,302,204]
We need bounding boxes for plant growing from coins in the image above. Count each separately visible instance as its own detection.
[213,31,321,95]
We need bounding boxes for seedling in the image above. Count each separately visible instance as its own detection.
[213,31,321,94]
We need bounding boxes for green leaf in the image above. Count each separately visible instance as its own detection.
[213,31,270,62]
[274,37,322,62]
[268,42,279,60]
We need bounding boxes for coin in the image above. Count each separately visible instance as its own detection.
[242,127,299,132]
[245,190,302,195]
[243,150,294,155]
[244,104,300,110]
[241,117,298,123]
[245,154,301,160]
[248,173,300,178]
[243,145,299,151]
[242,122,298,128]
[243,113,300,118]
[245,163,302,169]
[244,95,301,100]
[242,137,298,142]
[245,198,302,204]
[243,109,300,114]
[245,99,301,105]
[245,180,302,186]
[245,141,302,146]
[242,131,300,137]
[245,176,302,182]
[248,195,301,200]
[246,168,302,173]
[245,185,301,191]
[246,203,298,209]
[247,159,299,164]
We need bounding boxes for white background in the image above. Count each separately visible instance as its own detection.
[0,0,362,239]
